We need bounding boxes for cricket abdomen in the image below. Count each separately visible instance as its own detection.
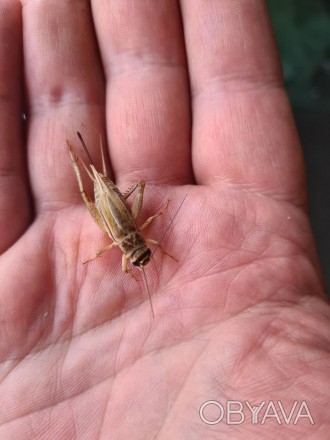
[120,232,151,267]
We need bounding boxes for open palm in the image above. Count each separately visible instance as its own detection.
[0,1,329,439]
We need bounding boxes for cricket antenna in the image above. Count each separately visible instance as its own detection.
[77,131,95,166]
[151,193,188,260]
[141,266,154,319]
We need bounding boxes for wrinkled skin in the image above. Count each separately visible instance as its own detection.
[0,1,329,439]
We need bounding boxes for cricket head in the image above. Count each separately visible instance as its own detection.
[131,246,152,268]
[121,233,152,268]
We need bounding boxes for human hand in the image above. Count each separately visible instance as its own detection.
[0,1,329,439]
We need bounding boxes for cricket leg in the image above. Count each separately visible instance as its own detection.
[146,239,178,262]
[99,134,107,176]
[126,181,146,220]
[122,181,140,200]
[124,182,168,226]
[68,143,107,233]
[139,200,170,231]
[83,242,118,264]
[122,254,138,281]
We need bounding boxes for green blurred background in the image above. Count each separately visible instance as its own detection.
[267,0,330,292]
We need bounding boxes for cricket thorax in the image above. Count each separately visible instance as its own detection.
[120,232,151,267]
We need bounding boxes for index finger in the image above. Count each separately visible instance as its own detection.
[22,0,106,211]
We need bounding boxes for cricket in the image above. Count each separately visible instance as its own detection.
[67,132,181,317]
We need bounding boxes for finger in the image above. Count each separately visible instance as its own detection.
[0,0,31,253]
[181,0,305,204]
[22,0,106,210]
[91,0,193,186]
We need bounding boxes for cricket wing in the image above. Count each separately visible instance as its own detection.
[93,172,137,242]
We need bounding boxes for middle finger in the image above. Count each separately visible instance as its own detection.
[92,0,193,187]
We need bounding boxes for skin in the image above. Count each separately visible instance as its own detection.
[0,0,329,438]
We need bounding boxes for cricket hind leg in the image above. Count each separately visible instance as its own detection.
[122,181,175,260]
[123,180,169,228]
[128,189,173,258]
[67,142,107,233]
[122,181,140,200]
[122,180,145,220]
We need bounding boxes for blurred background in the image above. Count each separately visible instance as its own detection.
[267,0,330,293]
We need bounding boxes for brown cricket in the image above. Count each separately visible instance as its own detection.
[67,132,176,316]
